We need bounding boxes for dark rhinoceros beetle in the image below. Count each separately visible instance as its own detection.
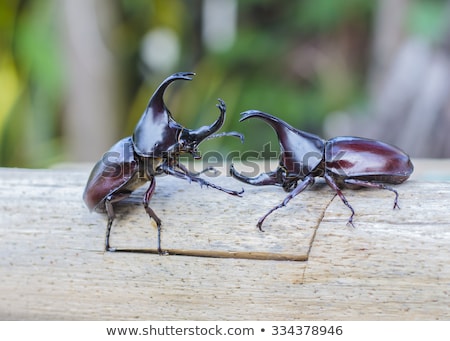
[83,72,243,253]
[230,110,414,231]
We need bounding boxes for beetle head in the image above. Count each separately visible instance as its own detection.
[230,110,325,188]
[132,72,195,157]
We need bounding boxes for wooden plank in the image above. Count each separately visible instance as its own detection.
[1,163,331,260]
[109,174,331,261]
[304,180,450,319]
[0,161,449,320]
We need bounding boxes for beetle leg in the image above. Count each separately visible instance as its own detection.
[344,179,400,209]
[257,176,315,231]
[177,163,219,177]
[104,192,132,252]
[161,163,244,196]
[324,173,356,227]
[143,178,165,255]
[104,198,115,252]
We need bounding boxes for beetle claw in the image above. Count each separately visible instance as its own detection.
[346,218,355,229]
[158,249,169,256]
[393,195,400,210]
[256,221,265,232]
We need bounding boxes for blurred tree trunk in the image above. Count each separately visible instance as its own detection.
[59,0,120,162]
[328,0,450,157]
[367,0,450,157]
[368,0,409,99]
[371,38,450,157]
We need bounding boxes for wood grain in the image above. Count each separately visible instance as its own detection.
[0,161,449,320]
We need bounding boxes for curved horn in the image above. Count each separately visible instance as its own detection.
[239,110,325,176]
[188,98,227,141]
[146,72,195,113]
[190,99,244,143]
[132,72,195,156]
[239,110,322,145]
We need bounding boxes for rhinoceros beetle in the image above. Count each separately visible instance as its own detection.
[230,110,414,231]
[83,72,244,253]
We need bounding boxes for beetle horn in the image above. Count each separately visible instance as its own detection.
[198,98,226,137]
[189,98,243,143]
[239,110,325,177]
[230,164,282,186]
[239,110,323,146]
[240,110,324,153]
[133,72,195,156]
[180,99,243,159]
[146,72,195,114]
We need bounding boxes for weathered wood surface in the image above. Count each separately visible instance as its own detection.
[0,160,449,320]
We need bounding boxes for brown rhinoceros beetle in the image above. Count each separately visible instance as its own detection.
[83,72,243,253]
[230,110,414,231]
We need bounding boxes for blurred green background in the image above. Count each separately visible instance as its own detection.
[1,0,450,168]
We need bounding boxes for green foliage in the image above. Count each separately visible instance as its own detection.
[293,0,374,32]
[408,0,448,42]
[1,0,448,166]
[0,1,64,167]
